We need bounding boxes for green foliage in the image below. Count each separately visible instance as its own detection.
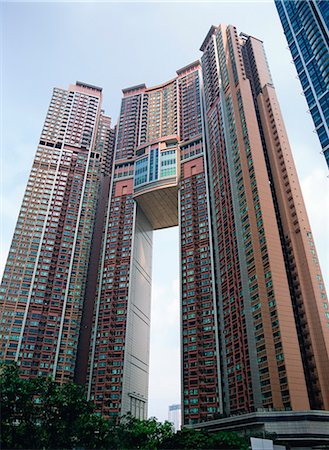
[0,363,249,449]
[107,413,175,449]
[1,363,40,449]
[0,363,108,449]
[211,430,250,449]
[159,427,249,449]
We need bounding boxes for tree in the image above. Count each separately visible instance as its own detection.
[1,363,249,449]
[0,363,41,449]
[210,430,249,449]
[107,413,175,449]
[159,426,249,449]
[0,363,109,449]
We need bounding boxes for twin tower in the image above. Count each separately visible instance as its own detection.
[1,24,329,426]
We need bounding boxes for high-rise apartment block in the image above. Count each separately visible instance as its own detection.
[275,0,329,168]
[0,82,114,383]
[1,24,329,427]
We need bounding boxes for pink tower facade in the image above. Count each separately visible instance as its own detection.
[85,62,222,423]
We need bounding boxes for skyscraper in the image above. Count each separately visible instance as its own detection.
[275,0,329,168]
[168,404,182,431]
[84,63,221,422]
[200,24,329,418]
[1,23,329,428]
[0,82,114,383]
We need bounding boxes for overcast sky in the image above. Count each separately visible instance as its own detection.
[1,0,328,423]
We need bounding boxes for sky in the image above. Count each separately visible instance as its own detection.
[1,0,329,423]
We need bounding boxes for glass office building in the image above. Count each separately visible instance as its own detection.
[275,0,329,167]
